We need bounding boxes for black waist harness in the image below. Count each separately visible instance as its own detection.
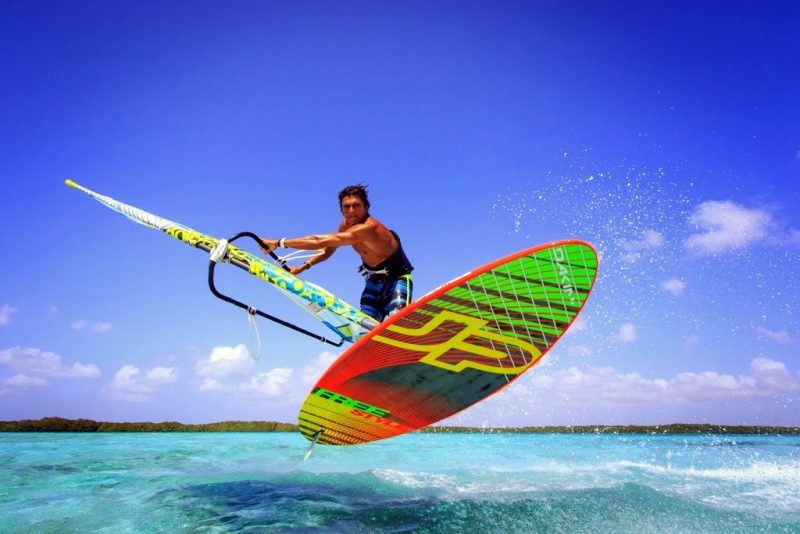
[358,230,414,281]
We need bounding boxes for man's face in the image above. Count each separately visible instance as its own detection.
[340,195,368,224]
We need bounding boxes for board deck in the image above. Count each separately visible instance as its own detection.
[298,240,599,445]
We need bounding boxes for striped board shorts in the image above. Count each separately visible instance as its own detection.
[360,274,413,322]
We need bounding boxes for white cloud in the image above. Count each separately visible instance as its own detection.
[3,374,49,387]
[506,357,799,407]
[103,365,152,402]
[0,346,61,376]
[756,326,791,344]
[0,346,100,382]
[145,366,178,384]
[301,351,339,385]
[0,304,18,326]
[239,368,293,397]
[199,378,226,392]
[195,346,313,397]
[103,364,178,402]
[661,278,686,296]
[195,344,254,378]
[71,320,113,333]
[615,323,637,343]
[684,201,772,255]
[66,362,102,379]
[750,358,798,391]
[49,305,59,315]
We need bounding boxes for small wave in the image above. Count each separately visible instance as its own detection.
[370,466,618,495]
[616,459,800,518]
[617,459,800,484]
[371,469,457,490]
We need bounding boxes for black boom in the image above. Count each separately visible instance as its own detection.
[207,231,344,347]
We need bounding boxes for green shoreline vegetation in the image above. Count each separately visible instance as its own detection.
[1,417,798,435]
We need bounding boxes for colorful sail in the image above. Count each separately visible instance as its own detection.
[66,180,378,342]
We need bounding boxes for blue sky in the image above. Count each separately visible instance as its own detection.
[1,1,798,426]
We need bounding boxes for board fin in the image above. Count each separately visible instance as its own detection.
[303,430,323,461]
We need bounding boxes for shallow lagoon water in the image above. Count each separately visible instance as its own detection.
[1,432,798,532]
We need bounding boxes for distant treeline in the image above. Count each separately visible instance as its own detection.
[0,417,297,433]
[1,417,798,434]
[424,424,800,435]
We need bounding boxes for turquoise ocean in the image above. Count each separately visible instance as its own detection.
[1,432,798,533]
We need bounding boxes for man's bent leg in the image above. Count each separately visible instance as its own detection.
[384,274,413,319]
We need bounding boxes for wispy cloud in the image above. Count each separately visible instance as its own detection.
[619,229,664,262]
[71,320,113,333]
[0,304,18,326]
[566,317,588,335]
[568,345,593,357]
[684,201,772,255]
[682,334,700,354]
[660,278,686,296]
[301,351,339,385]
[0,347,101,388]
[614,323,637,343]
[2,374,49,387]
[199,378,226,392]
[102,364,178,402]
[756,326,791,344]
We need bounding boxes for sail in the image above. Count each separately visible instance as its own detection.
[66,179,378,342]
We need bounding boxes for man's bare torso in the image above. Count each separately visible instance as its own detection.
[340,216,398,268]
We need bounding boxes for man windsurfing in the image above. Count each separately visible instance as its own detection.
[260,184,413,322]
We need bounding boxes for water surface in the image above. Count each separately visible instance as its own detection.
[2,432,798,532]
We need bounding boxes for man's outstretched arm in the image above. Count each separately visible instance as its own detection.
[261,222,375,252]
[260,223,375,275]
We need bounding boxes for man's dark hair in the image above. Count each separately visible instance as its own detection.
[338,184,370,209]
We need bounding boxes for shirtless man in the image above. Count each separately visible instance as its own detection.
[260,184,413,322]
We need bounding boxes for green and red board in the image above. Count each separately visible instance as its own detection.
[298,240,599,445]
